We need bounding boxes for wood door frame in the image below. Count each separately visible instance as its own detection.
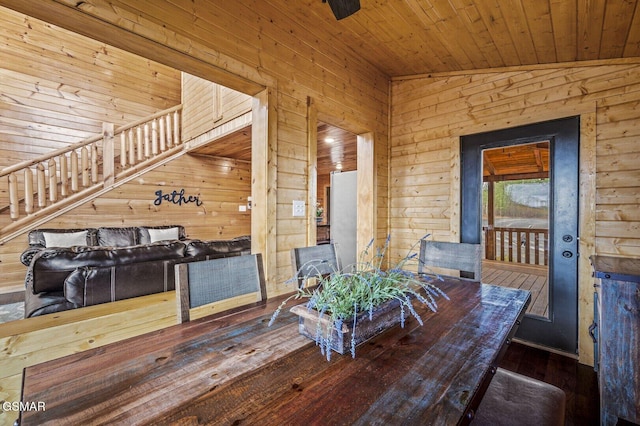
[307,99,376,255]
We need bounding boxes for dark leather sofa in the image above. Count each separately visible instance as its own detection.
[21,226,251,318]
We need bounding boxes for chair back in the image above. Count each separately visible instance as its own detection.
[175,253,266,323]
[291,244,341,288]
[418,240,482,281]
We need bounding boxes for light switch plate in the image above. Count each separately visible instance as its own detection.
[292,200,305,217]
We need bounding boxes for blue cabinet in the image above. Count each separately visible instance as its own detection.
[591,255,640,426]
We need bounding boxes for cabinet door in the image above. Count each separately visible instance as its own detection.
[599,279,640,425]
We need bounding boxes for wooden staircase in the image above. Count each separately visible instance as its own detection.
[0,105,183,244]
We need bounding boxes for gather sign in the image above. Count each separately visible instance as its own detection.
[154,189,203,207]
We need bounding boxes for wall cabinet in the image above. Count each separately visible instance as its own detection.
[591,255,640,426]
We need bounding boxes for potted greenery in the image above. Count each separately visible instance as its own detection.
[315,203,324,223]
[269,235,448,360]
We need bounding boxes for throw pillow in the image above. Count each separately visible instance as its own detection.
[43,230,88,248]
[148,227,180,243]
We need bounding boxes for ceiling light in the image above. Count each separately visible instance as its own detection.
[336,162,343,170]
[325,137,335,143]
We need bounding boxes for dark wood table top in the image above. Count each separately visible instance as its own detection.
[21,278,530,425]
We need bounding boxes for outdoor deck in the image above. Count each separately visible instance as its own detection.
[482,260,549,317]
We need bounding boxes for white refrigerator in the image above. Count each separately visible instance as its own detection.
[330,170,357,272]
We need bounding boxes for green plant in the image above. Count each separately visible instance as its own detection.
[269,234,448,360]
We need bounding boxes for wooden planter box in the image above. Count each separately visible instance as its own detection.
[290,298,403,355]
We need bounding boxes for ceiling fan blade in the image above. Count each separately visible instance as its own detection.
[325,0,361,20]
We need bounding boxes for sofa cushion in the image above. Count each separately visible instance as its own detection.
[184,239,251,258]
[28,228,98,247]
[24,290,75,318]
[97,227,138,247]
[43,230,89,248]
[138,225,186,244]
[65,262,175,307]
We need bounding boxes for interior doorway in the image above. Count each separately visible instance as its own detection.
[316,122,357,266]
[461,117,580,354]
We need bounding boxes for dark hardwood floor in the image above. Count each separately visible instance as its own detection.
[500,342,600,426]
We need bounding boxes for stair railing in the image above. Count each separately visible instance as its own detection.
[1,105,182,224]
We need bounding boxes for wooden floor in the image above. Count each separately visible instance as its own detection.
[501,342,600,426]
[482,259,549,317]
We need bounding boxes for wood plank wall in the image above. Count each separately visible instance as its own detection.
[181,73,252,142]
[390,61,640,365]
[0,6,181,294]
[0,7,181,168]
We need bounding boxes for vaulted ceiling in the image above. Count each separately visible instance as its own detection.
[290,0,640,76]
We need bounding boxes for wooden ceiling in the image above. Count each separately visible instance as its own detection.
[483,142,549,182]
[317,123,357,175]
[281,0,640,76]
[190,122,357,177]
[190,126,252,162]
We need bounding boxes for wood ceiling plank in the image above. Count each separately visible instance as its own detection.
[495,0,539,64]
[577,0,606,60]
[600,0,638,58]
[522,0,557,63]
[449,0,506,68]
[472,0,523,67]
[550,0,578,63]
[624,4,640,57]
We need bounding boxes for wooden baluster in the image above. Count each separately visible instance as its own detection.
[24,168,34,215]
[37,163,46,208]
[525,231,531,264]
[136,126,144,162]
[159,117,166,152]
[60,154,68,197]
[70,150,79,192]
[144,123,151,158]
[91,143,99,184]
[120,132,127,168]
[8,172,19,220]
[151,119,159,155]
[508,230,514,263]
[499,230,505,262]
[516,231,522,263]
[48,159,58,202]
[81,146,89,187]
[128,129,135,166]
[103,123,114,186]
[165,114,173,147]
[173,110,180,145]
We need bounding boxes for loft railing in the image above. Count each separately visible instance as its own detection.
[483,226,549,266]
[1,105,182,224]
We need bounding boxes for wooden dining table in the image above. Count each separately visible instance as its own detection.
[20,277,530,426]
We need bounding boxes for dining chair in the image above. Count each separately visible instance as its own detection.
[290,243,341,288]
[175,253,267,323]
[418,240,566,425]
[418,240,482,281]
[473,368,566,426]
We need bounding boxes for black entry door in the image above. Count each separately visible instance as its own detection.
[461,117,580,354]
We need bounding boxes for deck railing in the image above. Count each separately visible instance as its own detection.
[1,105,182,223]
[483,226,548,266]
